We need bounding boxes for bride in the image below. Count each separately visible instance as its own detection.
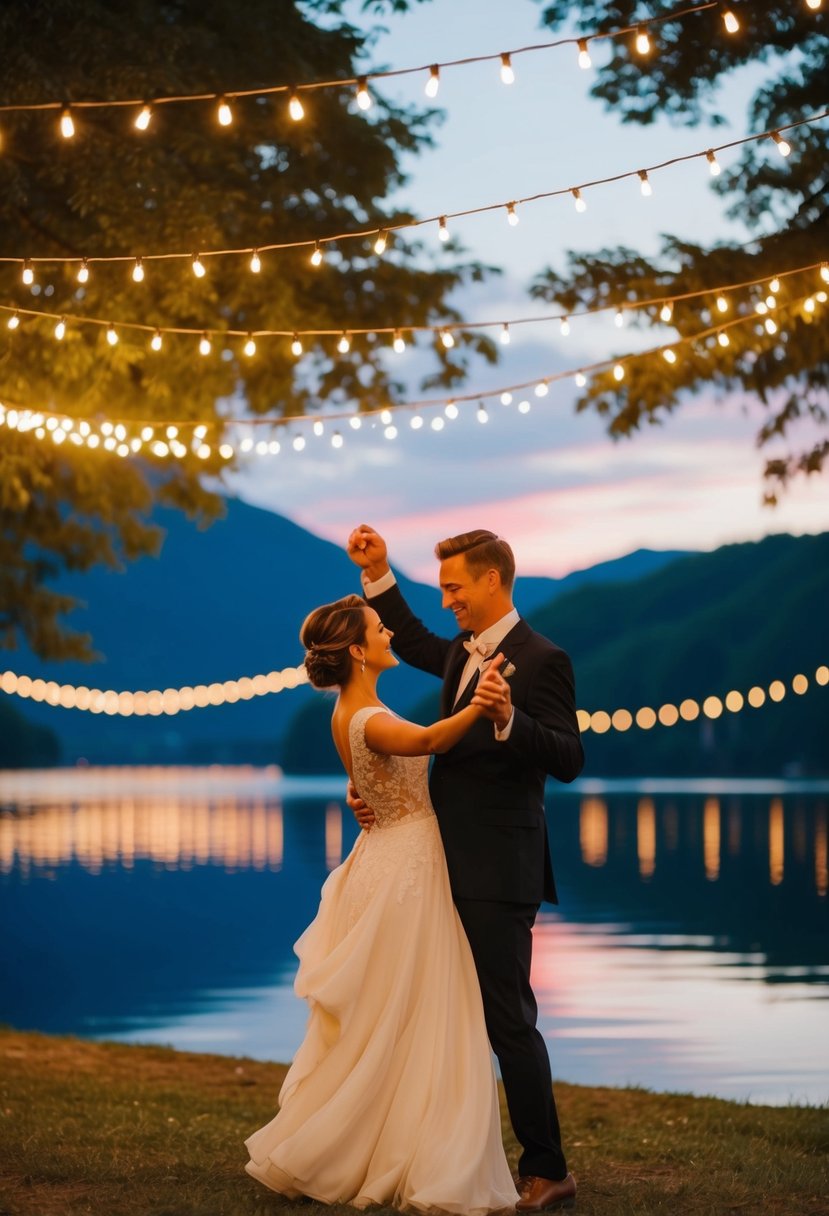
[245,594,518,1214]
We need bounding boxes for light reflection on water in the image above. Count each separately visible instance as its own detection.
[1,769,827,1106]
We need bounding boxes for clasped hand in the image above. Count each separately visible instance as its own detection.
[471,652,513,731]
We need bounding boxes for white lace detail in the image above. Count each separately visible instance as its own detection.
[346,706,441,928]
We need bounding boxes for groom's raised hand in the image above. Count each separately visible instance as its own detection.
[346,524,391,582]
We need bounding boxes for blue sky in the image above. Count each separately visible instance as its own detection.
[230,0,828,580]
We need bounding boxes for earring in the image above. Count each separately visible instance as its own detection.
[360,658,366,674]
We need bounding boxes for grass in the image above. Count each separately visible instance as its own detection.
[0,1028,826,1216]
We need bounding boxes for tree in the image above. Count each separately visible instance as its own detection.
[530,0,828,503]
[0,0,492,660]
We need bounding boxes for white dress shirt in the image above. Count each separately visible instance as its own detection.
[362,569,518,740]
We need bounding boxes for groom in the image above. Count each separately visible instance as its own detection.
[346,525,584,1213]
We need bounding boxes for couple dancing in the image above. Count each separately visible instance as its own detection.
[245,526,584,1213]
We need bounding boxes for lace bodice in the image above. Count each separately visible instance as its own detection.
[349,706,435,829]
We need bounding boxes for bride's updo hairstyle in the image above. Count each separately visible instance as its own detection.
[300,594,368,689]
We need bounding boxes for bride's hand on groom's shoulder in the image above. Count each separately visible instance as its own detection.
[346,525,389,578]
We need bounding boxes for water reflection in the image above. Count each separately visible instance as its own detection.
[1,773,827,1105]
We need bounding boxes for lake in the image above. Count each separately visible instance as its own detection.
[1,768,827,1107]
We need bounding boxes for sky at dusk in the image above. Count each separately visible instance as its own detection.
[230,0,828,581]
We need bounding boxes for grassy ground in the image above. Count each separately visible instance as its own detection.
[0,1028,826,1216]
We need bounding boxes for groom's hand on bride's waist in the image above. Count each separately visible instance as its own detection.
[347,779,376,830]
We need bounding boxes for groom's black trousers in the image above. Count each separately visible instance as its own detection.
[454,898,567,1183]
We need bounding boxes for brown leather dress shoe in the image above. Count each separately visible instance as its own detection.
[514,1173,576,1212]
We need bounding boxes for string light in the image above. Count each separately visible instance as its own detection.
[425,65,440,98]
[615,309,625,328]
[639,170,653,197]
[337,331,351,354]
[764,317,778,334]
[575,372,587,387]
[500,323,511,345]
[634,25,651,55]
[374,230,387,255]
[506,202,519,226]
[199,333,212,356]
[499,53,515,85]
[717,294,729,312]
[241,334,256,358]
[355,77,372,111]
[106,324,118,346]
[445,401,459,418]
[54,317,66,341]
[249,249,261,273]
[662,347,677,363]
[132,257,144,283]
[613,363,625,381]
[151,329,163,352]
[706,149,721,176]
[560,316,571,336]
[577,39,592,69]
[572,187,587,212]
[291,333,303,357]
[331,430,344,449]
[722,8,740,32]
[718,330,730,347]
[7,311,19,330]
[393,330,406,353]
[772,130,792,157]
[660,302,673,322]
[410,413,423,429]
[216,96,233,126]
[77,259,89,284]
[22,260,34,286]
[440,329,455,349]
[438,216,449,242]
[134,103,153,131]
[535,381,549,397]
[191,253,206,278]
[310,242,323,267]
[59,106,75,138]
[806,0,822,9]
[770,277,781,293]
[313,420,325,437]
[288,90,304,121]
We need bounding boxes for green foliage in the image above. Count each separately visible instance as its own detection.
[0,0,493,660]
[531,1,828,499]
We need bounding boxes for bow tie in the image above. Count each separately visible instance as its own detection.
[462,638,495,659]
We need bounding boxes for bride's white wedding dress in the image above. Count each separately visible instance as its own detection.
[245,706,518,1214]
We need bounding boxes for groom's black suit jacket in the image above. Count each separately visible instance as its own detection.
[369,582,584,905]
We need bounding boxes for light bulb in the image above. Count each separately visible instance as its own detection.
[635,26,651,55]
[662,347,677,363]
[393,330,406,354]
[638,170,652,197]
[151,330,163,351]
[135,104,152,131]
[291,333,303,357]
[560,316,570,336]
[770,278,780,293]
[806,0,822,10]
[349,415,362,430]
[660,302,673,322]
[106,324,118,346]
[764,317,778,335]
[506,202,519,226]
[217,96,233,126]
[54,317,66,340]
[77,258,89,283]
[446,401,459,418]
[572,188,586,212]
[477,404,489,424]
[500,323,510,345]
[722,9,740,33]
[613,363,625,381]
[499,393,512,406]
[199,333,211,356]
[356,77,372,111]
[425,65,440,98]
[60,106,75,138]
[331,431,343,449]
[438,216,449,242]
[615,309,625,328]
[500,53,515,85]
[717,295,729,313]
[804,297,816,313]
[718,331,730,347]
[313,420,325,437]
[132,257,144,282]
[192,253,206,278]
[431,416,445,431]
[535,381,549,397]
[517,399,531,414]
[577,39,591,69]
[249,249,261,273]
[166,426,178,439]
[22,260,34,286]
[310,242,323,267]
[575,372,586,387]
[384,425,397,440]
[288,90,305,121]
[380,409,393,424]
[706,150,721,176]
[766,294,776,309]
[821,265,829,284]
[244,335,256,357]
[410,414,423,429]
[337,332,351,354]
[7,311,20,330]
[772,131,791,157]
[440,329,455,349]
[374,231,387,255]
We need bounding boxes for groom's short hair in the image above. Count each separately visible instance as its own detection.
[435,529,515,591]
